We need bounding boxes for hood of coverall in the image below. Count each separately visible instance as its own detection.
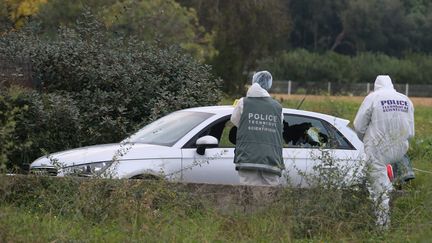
[252,71,273,91]
[374,75,394,91]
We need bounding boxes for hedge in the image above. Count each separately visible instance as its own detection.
[0,15,221,171]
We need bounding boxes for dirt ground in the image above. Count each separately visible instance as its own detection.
[272,94,432,107]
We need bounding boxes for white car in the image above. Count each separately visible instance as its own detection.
[30,106,366,187]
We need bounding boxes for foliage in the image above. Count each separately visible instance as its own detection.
[0,175,203,224]
[0,176,209,242]
[0,174,372,241]
[0,14,221,170]
[0,0,46,31]
[0,87,29,172]
[1,97,432,241]
[286,0,432,56]
[34,0,215,62]
[178,0,292,95]
[258,49,432,84]
[278,143,373,237]
[341,0,412,55]
[0,87,81,171]
[0,1,11,31]
[102,0,216,62]
[3,0,432,94]
[289,0,347,52]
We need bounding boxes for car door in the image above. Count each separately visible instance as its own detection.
[282,113,362,187]
[181,116,239,184]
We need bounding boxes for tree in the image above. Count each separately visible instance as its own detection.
[102,0,216,62]
[34,0,114,33]
[287,0,432,56]
[0,0,46,32]
[0,14,221,168]
[340,0,413,56]
[34,0,215,62]
[401,0,432,53]
[178,0,292,95]
[288,0,348,52]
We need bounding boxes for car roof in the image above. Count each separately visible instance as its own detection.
[183,105,350,126]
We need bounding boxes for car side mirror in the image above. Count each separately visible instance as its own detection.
[196,135,219,155]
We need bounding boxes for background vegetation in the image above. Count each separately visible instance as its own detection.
[0,12,221,171]
[1,1,432,241]
[2,0,432,94]
[178,0,432,92]
[259,50,432,84]
[1,98,431,242]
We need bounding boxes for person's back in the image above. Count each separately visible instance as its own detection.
[235,96,283,175]
[354,75,415,229]
[231,71,284,186]
[355,75,415,163]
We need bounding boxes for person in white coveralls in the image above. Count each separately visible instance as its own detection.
[354,75,415,229]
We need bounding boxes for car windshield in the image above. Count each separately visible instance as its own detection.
[126,111,213,146]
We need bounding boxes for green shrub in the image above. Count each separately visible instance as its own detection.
[405,53,432,84]
[280,149,374,238]
[0,88,29,173]
[0,175,203,225]
[0,14,221,170]
[258,49,432,84]
[0,87,81,171]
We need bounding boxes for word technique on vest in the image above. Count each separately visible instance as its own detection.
[247,112,278,133]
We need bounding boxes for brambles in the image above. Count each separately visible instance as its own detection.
[280,150,374,238]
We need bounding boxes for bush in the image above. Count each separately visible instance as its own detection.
[0,14,221,170]
[258,49,432,84]
[280,149,374,237]
[0,88,28,173]
[0,87,81,171]
[0,175,203,225]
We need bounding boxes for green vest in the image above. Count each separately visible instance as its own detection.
[234,97,284,176]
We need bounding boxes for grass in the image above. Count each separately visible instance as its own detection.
[284,95,432,242]
[0,205,295,242]
[1,95,432,242]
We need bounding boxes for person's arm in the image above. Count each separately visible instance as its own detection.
[353,95,374,141]
[230,98,244,127]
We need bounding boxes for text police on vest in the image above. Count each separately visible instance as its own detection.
[248,113,278,122]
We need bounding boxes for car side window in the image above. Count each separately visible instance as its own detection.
[184,114,354,150]
[219,120,236,148]
[283,114,330,148]
[183,116,236,148]
[323,122,354,150]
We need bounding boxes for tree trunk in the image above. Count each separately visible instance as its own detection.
[331,30,345,51]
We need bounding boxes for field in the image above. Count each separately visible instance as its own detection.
[1,95,432,242]
[273,94,432,107]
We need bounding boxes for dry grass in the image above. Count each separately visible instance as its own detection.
[272,94,432,107]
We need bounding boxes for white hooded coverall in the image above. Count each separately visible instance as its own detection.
[354,75,415,227]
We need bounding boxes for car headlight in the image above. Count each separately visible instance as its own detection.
[62,161,113,177]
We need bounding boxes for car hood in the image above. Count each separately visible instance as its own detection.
[30,143,178,168]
